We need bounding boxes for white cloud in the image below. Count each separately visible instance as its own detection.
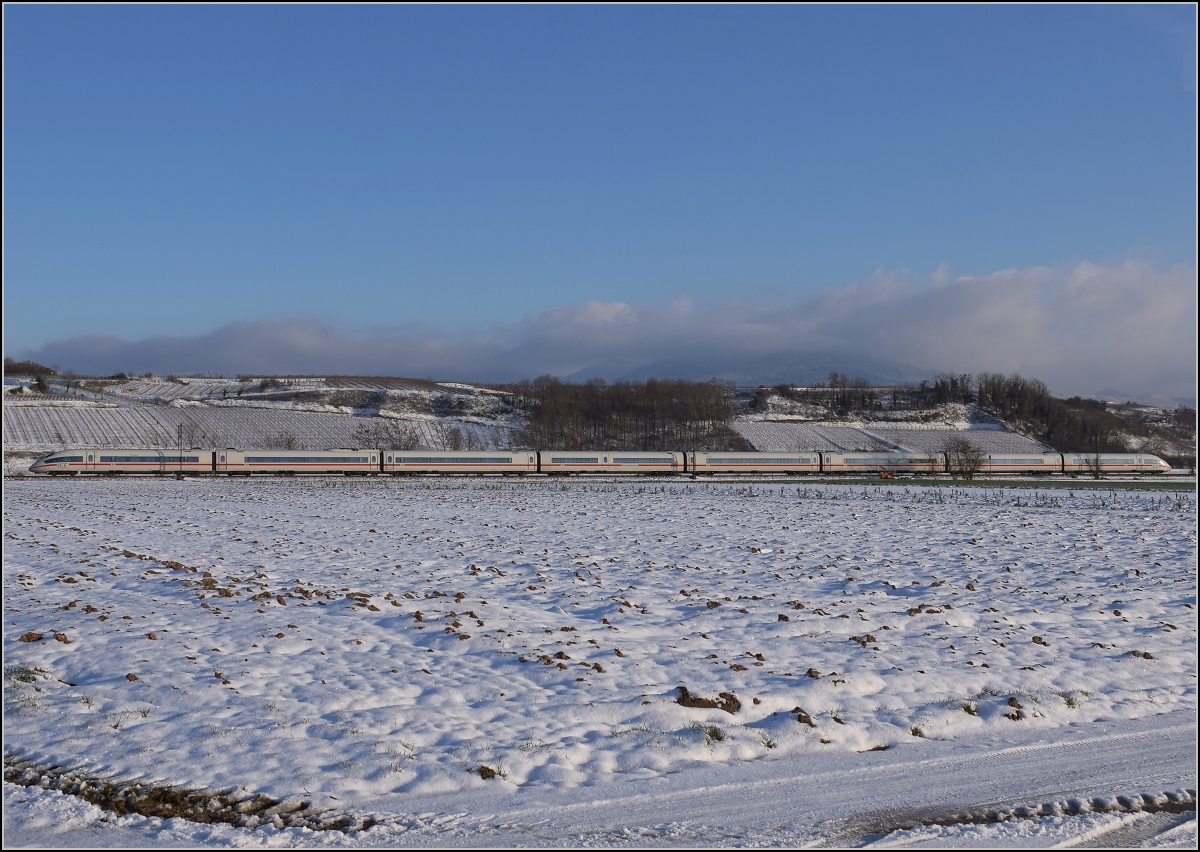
[19,260,1196,399]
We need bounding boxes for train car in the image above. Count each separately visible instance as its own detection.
[689,451,822,475]
[29,450,89,475]
[383,450,538,475]
[30,448,214,475]
[976,453,1064,475]
[819,452,946,475]
[1061,453,1172,475]
[216,449,378,475]
[538,450,685,475]
[28,446,1174,478]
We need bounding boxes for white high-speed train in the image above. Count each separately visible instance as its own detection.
[28,448,1173,476]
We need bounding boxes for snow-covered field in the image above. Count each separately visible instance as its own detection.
[3,477,1196,848]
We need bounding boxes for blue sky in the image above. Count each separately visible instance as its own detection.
[3,4,1196,397]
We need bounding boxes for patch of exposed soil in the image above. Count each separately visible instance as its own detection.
[676,685,740,714]
[3,756,376,832]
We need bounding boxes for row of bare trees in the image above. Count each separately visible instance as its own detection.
[768,372,974,413]
[3,357,56,377]
[350,419,489,451]
[502,376,744,451]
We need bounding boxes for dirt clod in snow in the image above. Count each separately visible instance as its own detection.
[676,686,740,714]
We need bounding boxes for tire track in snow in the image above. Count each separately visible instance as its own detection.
[424,709,1196,845]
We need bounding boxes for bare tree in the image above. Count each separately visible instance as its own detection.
[179,416,203,448]
[944,436,985,480]
[352,422,375,448]
[264,429,299,450]
[385,421,424,450]
[461,425,483,451]
[353,418,426,450]
[1139,436,1167,457]
[426,421,466,451]
[203,429,229,449]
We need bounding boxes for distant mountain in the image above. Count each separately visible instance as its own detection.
[566,350,932,387]
[1091,389,1195,410]
[559,356,651,383]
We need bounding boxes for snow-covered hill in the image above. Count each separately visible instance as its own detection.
[4,376,1051,467]
[3,377,522,459]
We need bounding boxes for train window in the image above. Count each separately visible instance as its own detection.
[245,456,368,464]
[87,455,93,463]
[394,456,512,464]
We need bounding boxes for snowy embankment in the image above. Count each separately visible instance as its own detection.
[3,478,1196,847]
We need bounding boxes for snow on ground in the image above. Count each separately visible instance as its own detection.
[859,427,1051,455]
[741,401,1005,429]
[3,477,1196,847]
[730,421,1049,454]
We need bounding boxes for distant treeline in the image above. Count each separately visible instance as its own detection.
[500,376,747,451]
[761,371,1018,413]
[3,358,56,377]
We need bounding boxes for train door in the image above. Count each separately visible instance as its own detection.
[86,452,96,471]
[217,452,230,473]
